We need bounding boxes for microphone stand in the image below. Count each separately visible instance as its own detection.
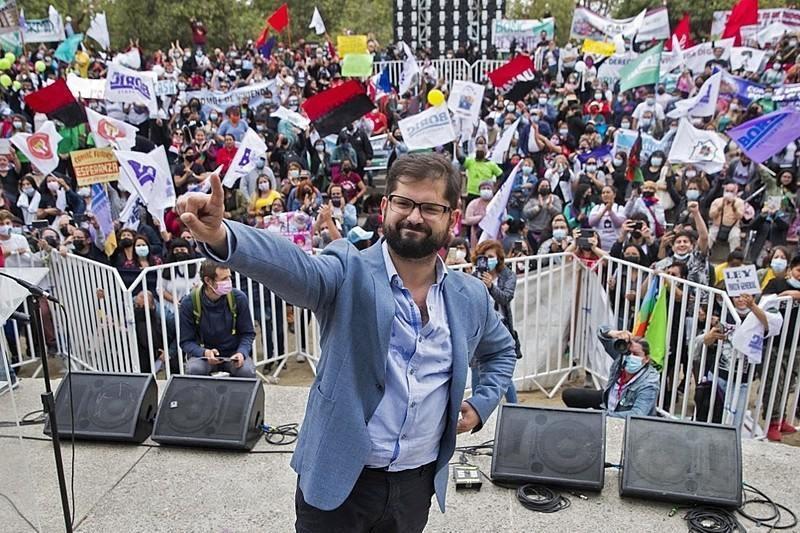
[9,278,73,532]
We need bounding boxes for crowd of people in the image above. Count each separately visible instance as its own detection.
[1,14,800,439]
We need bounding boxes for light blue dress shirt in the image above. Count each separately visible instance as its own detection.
[365,243,453,471]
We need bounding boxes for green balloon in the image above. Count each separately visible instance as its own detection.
[35,60,46,73]
[4,52,14,63]
[0,74,12,88]
[0,58,10,71]
[11,80,20,91]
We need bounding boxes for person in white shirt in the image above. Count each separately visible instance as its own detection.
[631,91,665,131]
[0,209,32,267]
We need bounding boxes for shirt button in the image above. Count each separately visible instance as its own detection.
[401,434,407,440]
[375,383,383,391]
[409,368,416,375]
[410,401,417,408]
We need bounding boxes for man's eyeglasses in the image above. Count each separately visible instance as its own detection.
[388,194,451,219]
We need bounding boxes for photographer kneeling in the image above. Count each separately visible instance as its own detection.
[561,327,660,418]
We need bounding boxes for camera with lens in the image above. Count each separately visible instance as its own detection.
[630,221,643,239]
[612,338,630,354]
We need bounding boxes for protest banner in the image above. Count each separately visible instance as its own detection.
[154,79,177,97]
[66,73,106,100]
[0,0,19,35]
[337,35,367,57]
[597,52,676,85]
[20,5,64,42]
[728,109,800,164]
[731,47,768,72]
[773,84,800,103]
[492,18,554,51]
[570,7,669,42]
[263,211,313,254]
[70,148,119,186]
[398,105,456,150]
[682,39,734,74]
[723,265,761,297]
[719,71,765,104]
[581,38,617,57]
[184,80,277,112]
[612,129,666,160]
[447,80,484,125]
[711,8,800,37]
[104,63,158,114]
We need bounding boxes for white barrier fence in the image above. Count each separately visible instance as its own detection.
[373,59,506,86]
[3,249,799,440]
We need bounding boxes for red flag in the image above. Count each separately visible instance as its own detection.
[486,55,534,92]
[722,0,758,46]
[255,24,269,48]
[24,78,86,127]
[267,3,289,33]
[666,13,695,51]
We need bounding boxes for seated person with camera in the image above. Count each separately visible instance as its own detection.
[179,260,256,377]
[565,227,607,268]
[561,327,660,418]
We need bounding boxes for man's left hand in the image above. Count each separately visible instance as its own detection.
[457,401,480,434]
[231,353,244,368]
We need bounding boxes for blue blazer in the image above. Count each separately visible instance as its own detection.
[206,221,516,512]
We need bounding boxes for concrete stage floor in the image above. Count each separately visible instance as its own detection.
[1,378,799,532]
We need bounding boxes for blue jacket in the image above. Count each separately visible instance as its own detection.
[598,327,660,418]
[178,288,256,359]
[203,221,516,512]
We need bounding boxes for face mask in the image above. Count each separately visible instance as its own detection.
[47,181,60,192]
[209,113,218,121]
[289,169,300,179]
[135,245,149,257]
[487,258,498,271]
[12,121,22,129]
[685,170,697,179]
[0,225,9,236]
[771,258,787,273]
[624,354,645,373]
[553,228,567,241]
[686,190,700,201]
[120,237,133,248]
[522,165,533,175]
[480,189,493,200]
[613,158,623,167]
[624,255,640,263]
[594,93,602,100]
[645,98,655,106]
[178,82,187,91]
[475,150,486,159]
[620,121,631,129]
[724,191,736,201]
[673,252,690,261]
[258,182,270,192]
[505,104,515,113]
[213,279,233,296]
[774,63,781,70]
[315,144,325,152]
[72,239,85,249]
[585,164,597,173]
[787,277,800,289]
[173,252,190,262]
[538,97,547,105]
[455,250,466,261]
[77,187,91,197]
[650,157,663,166]
[640,119,652,129]
[23,186,35,195]
[539,187,550,195]
[642,190,655,198]
[558,129,568,137]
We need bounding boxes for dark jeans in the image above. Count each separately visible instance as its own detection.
[295,462,436,533]
[562,387,604,410]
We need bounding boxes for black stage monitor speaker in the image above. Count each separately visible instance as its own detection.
[490,405,605,491]
[44,371,157,443]
[152,375,264,451]
[620,416,742,507]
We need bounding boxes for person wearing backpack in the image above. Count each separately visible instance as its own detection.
[179,260,256,377]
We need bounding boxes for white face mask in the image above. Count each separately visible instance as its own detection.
[552,228,567,241]
[455,250,466,261]
[771,258,787,273]
[258,182,270,192]
[620,121,630,129]
[686,190,700,201]
[724,191,736,201]
[480,189,493,200]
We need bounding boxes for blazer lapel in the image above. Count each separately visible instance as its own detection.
[364,242,394,386]
[443,276,470,413]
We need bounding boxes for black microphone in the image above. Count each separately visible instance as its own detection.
[0,271,61,305]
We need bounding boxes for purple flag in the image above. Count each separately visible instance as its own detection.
[727,109,800,164]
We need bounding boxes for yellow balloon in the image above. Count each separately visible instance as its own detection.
[0,74,11,88]
[427,89,445,106]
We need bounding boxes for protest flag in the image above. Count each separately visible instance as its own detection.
[722,0,758,46]
[11,120,62,177]
[668,118,727,173]
[90,183,117,256]
[633,277,660,338]
[666,13,694,51]
[86,107,138,150]
[728,109,800,164]
[54,32,83,63]
[258,36,277,59]
[618,42,663,93]
[86,12,110,50]
[309,7,326,35]
[223,128,268,187]
[267,3,289,33]
[487,55,535,96]
[478,162,520,242]
[301,80,374,136]
[24,78,86,127]
[625,131,643,184]
[398,42,419,96]
[644,282,668,369]
[397,104,456,150]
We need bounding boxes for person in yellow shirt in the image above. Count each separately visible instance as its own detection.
[713,250,745,286]
[74,46,90,78]
[248,174,281,225]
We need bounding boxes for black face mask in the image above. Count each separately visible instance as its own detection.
[642,190,655,198]
[331,198,342,208]
[120,237,133,248]
[45,236,59,248]
[60,227,70,237]
[539,188,551,195]
[624,255,640,263]
[173,252,190,262]
[73,239,86,250]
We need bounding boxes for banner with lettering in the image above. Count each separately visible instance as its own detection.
[70,148,119,186]
[398,104,456,150]
[570,7,670,42]
[183,80,277,112]
[492,18,555,52]
[20,5,65,43]
[104,63,158,114]
[711,8,800,37]
[0,0,20,36]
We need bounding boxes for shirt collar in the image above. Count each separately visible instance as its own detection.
[381,240,447,288]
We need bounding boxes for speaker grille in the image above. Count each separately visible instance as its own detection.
[621,417,742,507]
[491,405,605,491]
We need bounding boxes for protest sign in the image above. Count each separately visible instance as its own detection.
[66,73,106,100]
[20,5,64,42]
[341,53,373,77]
[723,265,760,297]
[597,52,676,84]
[70,148,119,186]
[154,79,177,97]
[682,39,734,74]
[0,1,19,35]
[612,129,666,160]
[263,211,313,254]
[398,105,456,150]
[582,38,617,57]
[731,47,768,72]
[447,80,484,125]
[570,7,669,42]
[492,18,554,51]
[184,80,276,112]
[104,63,158,114]
[337,35,367,57]
[711,8,800,37]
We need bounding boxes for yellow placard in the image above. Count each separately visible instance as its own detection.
[337,35,368,57]
[581,38,617,57]
[70,147,119,186]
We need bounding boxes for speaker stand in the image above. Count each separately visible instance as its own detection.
[27,294,73,532]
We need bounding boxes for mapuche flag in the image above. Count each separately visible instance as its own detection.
[301,80,374,136]
[24,78,86,127]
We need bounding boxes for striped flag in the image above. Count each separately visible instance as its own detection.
[633,277,668,369]
[90,183,117,256]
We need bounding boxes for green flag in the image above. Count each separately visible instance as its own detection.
[341,53,373,78]
[644,282,668,370]
[54,33,84,64]
[619,42,663,93]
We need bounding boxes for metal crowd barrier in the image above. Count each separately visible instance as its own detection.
[373,58,506,86]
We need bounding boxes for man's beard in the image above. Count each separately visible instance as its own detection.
[384,218,449,260]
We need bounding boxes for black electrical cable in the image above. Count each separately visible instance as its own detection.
[682,507,745,533]
[0,491,39,532]
[0,409,46,427]
[738,482,798,531]
[262,423,299,445]
[516,484,571,513]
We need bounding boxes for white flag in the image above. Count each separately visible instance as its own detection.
[667,118,727,174]
[86,107,139,150]
[10,120,62,177]
[105,63,157,114]
[271,106,311,130]
[662,35,684,73]
[730,47,768,73]
[398,105,456,150]
[115,147,173,211]
[149,145,176,210]
[309,7,326,35]
[478,162,520,242]
[398,42,420,96]
[621,9,647,39]
[223,129,268,188]
[86,12,110,50]
[667,72,721,119]
[490,118,520,164]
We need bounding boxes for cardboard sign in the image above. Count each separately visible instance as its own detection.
[71,147,119,186]
[723,265,761,297]
[337,35,367,57]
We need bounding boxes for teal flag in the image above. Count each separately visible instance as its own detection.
[54,33,83,64]
[0,31,22,56]
[619,42,663,93]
